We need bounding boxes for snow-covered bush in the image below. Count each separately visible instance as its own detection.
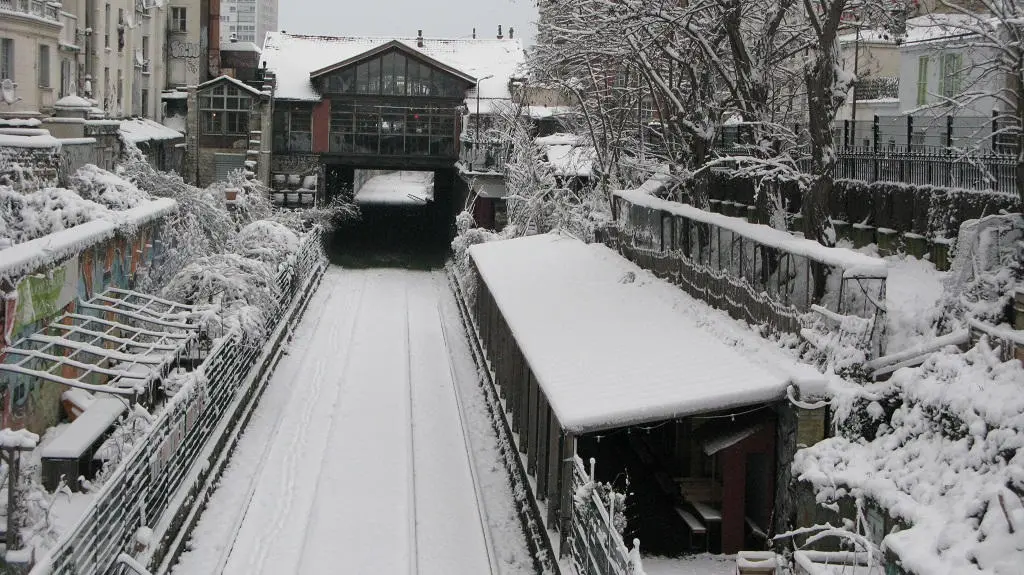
[795,339,1024,574]
[232,220,300,269]
[0,185,112,247]
[161,253,278,337]
[70,164,150,210]
[938,213,1023,329]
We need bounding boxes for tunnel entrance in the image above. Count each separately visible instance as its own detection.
[326,166,463,269]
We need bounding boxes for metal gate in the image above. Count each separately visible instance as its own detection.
[214,152,246,183]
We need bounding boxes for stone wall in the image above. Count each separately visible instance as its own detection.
[0,145,62,191]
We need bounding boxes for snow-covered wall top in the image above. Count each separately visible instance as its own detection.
[470,234,823,433]
[615,189,888,278]
[260,32,525,104]
[0,198,177,282]
[119,118,184,144]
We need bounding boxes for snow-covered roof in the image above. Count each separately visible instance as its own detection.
[470,234,823,433]
[221,40,261,53]
[616,188,888,278]
[354,171,434,205]
[546,144,595,178]
[839,14,995,47]
[196,74,263,96]
[119,118,183,143]
[260,32,525,103]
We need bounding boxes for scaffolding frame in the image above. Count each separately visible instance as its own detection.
[0,288,207,398]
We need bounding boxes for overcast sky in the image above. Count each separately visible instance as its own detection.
[278,0,538,46]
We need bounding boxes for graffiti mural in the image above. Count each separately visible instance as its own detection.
[0,225,163,433]
[169,36,206,76]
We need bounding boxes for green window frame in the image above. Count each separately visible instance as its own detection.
[916,55,928,106]
[939,52,963,100]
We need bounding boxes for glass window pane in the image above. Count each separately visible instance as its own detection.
[382,51,395,95]
[357,63,369,94]
[395,53,407,95]
[340,68,355,93]
[368,57,380,94]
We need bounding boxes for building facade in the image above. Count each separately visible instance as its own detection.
[0,0,68,116]
[219,0,276,44]
[185,31,525,223]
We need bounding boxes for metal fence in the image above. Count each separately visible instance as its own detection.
[717,114,1021,195]
[607,194,888,359]
[30,227,327,575]
[569,457,638,575]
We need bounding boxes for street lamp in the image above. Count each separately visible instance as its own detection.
[475,74,494,169]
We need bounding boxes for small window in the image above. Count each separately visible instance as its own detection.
[939,52,963,100]
[141,88,149,117]
[38,45,50,88]
[104,4,111,47]
[171,7,187,32]
[916,55,928,106]
[0,38,14,81]
[200,83,251,135]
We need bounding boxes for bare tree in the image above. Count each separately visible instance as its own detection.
[933,0,1024,205]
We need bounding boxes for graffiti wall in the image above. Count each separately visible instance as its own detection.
[0,226,157,434]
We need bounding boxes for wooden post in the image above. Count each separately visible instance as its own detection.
[559,433,577,556]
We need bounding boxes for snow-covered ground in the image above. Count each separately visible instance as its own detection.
[642,554,736,575]
[354,171,435,206]
[173,266,533,575]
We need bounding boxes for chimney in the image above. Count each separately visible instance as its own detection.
[472,27,476,39]
[417,29,423,48]
[509,27,514,39]
[497,25,503,39]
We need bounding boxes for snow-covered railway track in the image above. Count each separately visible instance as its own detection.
[172,267,504,575]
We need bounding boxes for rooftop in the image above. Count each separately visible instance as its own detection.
[260,32,525,103]
[469,234,824,433]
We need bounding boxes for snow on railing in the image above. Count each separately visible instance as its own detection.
[609,189,888,359]
[29,226,327,575]
[569,456,641,575]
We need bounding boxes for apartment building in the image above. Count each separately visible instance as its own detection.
[0,0,68,116]
[219,0,276,44]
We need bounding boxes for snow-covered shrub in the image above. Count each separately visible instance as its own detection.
[162,253,278,337]
[795,339,1024,574]
[70,164,150,210]
[232,220,300,269]
[938,213,1023,329]
[0,185,112,247]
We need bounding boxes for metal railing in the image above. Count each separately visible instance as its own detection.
[30,227,327,574]
[569,456,637,575]
[607,193,888,358]
[0,0,59,20]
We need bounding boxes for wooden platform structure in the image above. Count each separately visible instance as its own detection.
[468,234,825,557]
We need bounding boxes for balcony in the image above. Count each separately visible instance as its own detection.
[0,0,61,22]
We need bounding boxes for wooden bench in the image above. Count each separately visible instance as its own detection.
[674,506,707,551]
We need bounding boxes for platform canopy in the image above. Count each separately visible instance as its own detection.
[0,288,207,397]
[469,234,825,434]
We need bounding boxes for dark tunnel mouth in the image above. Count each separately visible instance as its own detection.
[324,168,461,270]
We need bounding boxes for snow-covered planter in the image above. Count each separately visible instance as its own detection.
[162,253,278,337]
[232,220,300,270]
[70,164,150,210]
[0,185,112,247]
